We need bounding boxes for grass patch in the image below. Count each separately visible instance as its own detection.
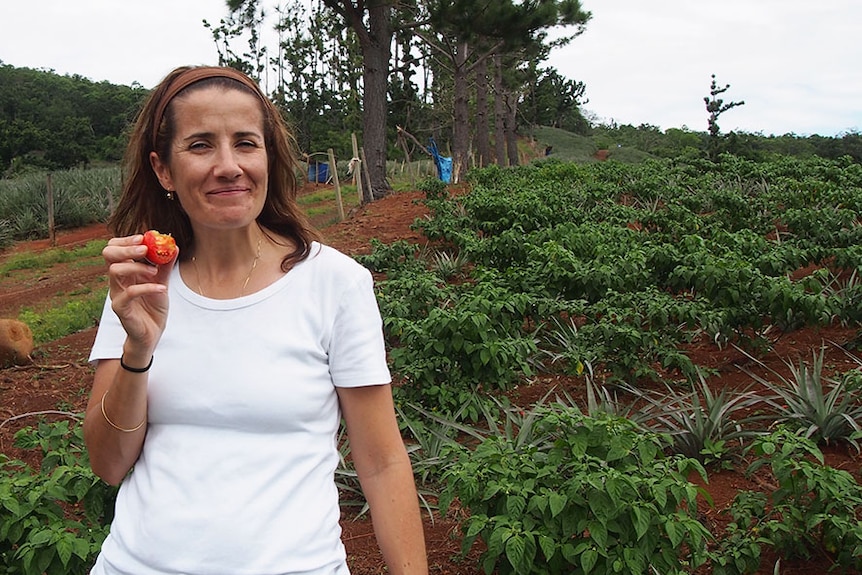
[299,184,362,228]
[297,187,340,205]
[0,239,107,275]
[18,287,108,345]
[529,126,599,162]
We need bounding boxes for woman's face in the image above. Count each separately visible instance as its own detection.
[150,86,268,233]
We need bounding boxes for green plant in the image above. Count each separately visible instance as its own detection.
[712,429,862,572]
[440,408,711,575]
[385,282,542,420]
[431,249,470,280]
[626,376,767,466]
[704,74,745,161]
[741,347,862,450]
[0,240,106,276]
[0,419,117,575]
[0,168,118,240]
[353,239,426,274]
[709,490,771,575]
[417,176,449,201]
[538,314,596,377]
[18,288,108,345]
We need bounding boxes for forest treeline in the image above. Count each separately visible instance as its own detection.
[1,57,860,178]
[0,62,148,174]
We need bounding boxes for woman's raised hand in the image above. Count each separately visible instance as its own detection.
[103,234,177,353]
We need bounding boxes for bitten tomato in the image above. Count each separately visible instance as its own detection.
[142,230,178,265]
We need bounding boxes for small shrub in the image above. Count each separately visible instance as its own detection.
[440,408,711,575]
[627,376,768,467]
[743,347,862,450]
[417,176,449,201]
[0,419,117,575]
[712,428,862,573]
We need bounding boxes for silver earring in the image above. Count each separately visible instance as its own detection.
[166,190,175,201]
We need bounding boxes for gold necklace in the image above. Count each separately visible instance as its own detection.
[191,237,263,298]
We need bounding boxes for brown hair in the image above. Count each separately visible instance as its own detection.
[109,65,319,269]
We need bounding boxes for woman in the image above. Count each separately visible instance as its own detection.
[83,65,428,575]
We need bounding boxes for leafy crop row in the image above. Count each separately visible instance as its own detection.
[373,155,862,408]
[369,155,862,573]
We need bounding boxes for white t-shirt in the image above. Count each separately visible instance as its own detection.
[88,243,391,575]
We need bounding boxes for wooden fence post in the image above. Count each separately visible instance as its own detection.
[360,147,373,202]
[351,133,364,205]
[106,186,115,215]
[327,148,345,222]
[46,173,56,247]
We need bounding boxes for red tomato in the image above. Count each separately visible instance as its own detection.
[142,230,178,265]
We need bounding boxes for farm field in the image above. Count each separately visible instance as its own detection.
[2,155,862,574]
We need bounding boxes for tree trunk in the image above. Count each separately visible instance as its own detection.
[474,58,491,168]
[360,2,392,200]
[452,40,471,182]
[493,55,507,166]
[505,89,519,167]
[327,0,392,201]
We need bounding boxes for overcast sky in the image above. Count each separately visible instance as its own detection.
[1,0,859,137]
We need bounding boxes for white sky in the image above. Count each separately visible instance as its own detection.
[1,0,859,137]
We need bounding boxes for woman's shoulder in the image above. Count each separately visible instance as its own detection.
[305,242,371,278]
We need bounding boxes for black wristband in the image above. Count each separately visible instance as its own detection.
[120,354,153,373]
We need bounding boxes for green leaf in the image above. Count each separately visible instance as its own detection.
[56,535,73,566]
[606,436,630,461]
[506,495,527,517]
[538,534,556,561]
[549,492,567,518]
[73,536,92,559]
[29,528,53,546]
[588,520,608,548]
[487,525,507,558]
[1,494,21,515]
[650,484,668,509]
[505,534,526,572]
[581,548,598,573]
[632,506,650,540]
[466,516,486,538]
[665,518,684,547]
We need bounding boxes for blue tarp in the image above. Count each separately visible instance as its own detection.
[308,162,329,183]
[429,137,452,184]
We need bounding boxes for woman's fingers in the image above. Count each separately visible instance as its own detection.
[102,235,173,345]
[104,235,147,263]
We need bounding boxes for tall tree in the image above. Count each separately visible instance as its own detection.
[704,74,744,160]
[473,57,491,167]
[421,0,590,178]
[522,67,589,133]
[210,1,368,162]
[320,0,399,200]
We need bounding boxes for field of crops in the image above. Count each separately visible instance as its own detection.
[353,154,862,574]
[369,154,862,412]
[2,152,862,574]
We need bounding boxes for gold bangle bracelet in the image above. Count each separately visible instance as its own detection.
[100,387,146,433]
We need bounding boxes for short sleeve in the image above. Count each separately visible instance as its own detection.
[88,293,125,363]
[327,268,391,388]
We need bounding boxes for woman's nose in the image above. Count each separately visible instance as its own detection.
[213,146,242,179]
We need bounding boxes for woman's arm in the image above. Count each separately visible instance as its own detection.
[83,235,174,485]
[337,384,428,575]
[84,355,150,485]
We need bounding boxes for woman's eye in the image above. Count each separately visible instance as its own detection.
[189,141,209,150]
[237,140,258,148]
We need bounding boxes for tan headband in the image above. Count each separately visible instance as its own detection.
[151,66,266,150]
